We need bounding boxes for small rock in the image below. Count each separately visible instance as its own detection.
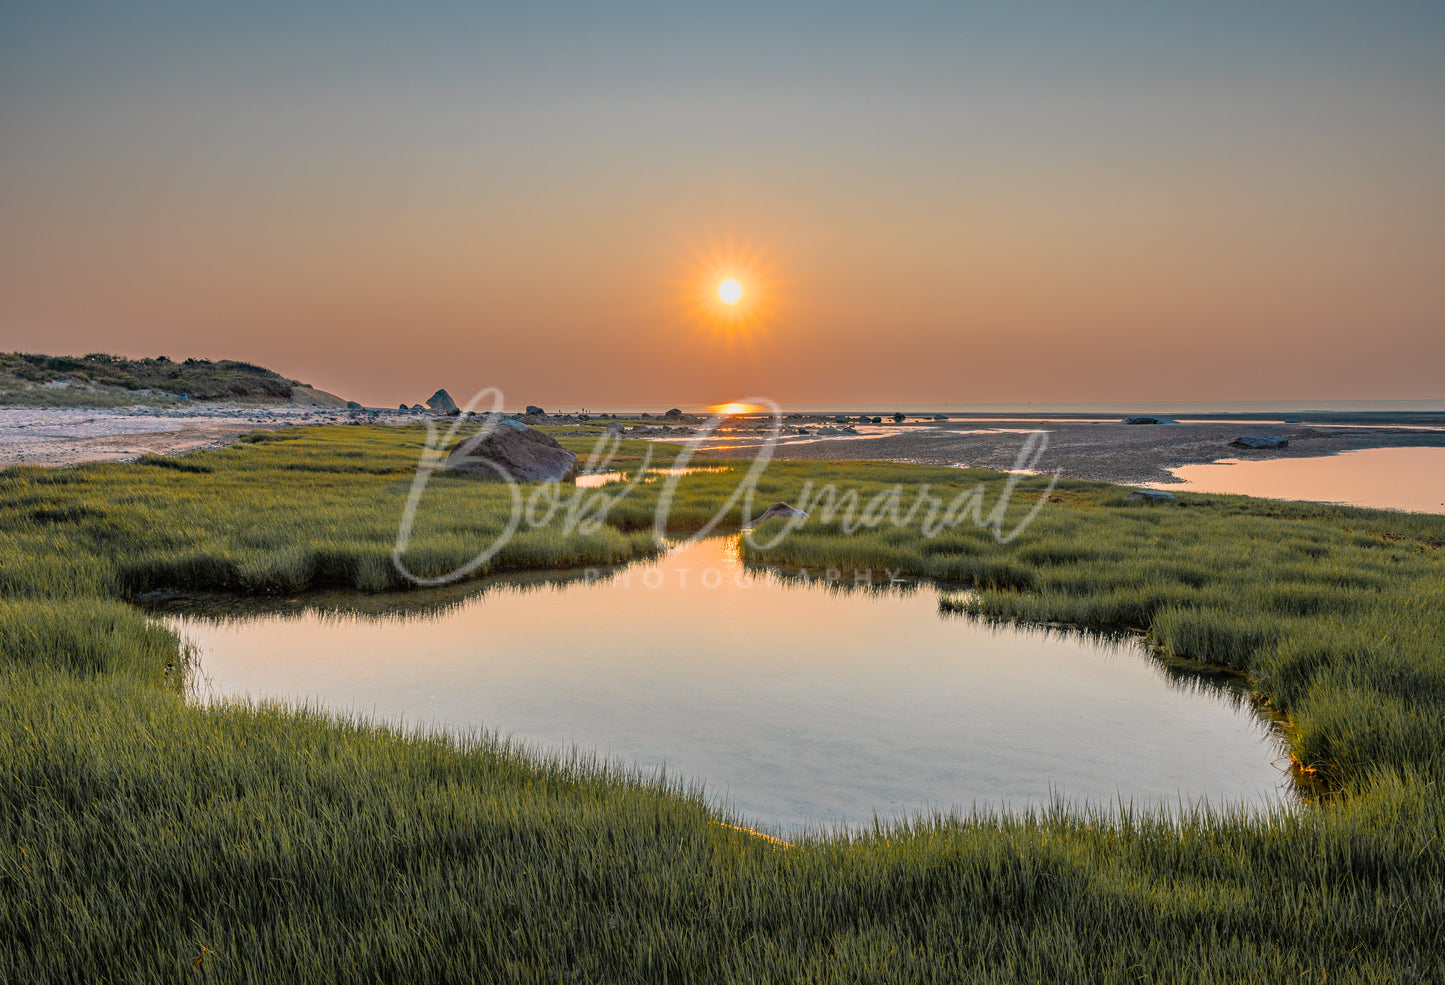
[1127,489,1176,501]
[752,502,809,523]
[1230,435,1289,449]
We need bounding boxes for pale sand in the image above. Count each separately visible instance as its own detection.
[0,406,422,469]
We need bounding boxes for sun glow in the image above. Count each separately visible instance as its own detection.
[683,237,779,338]
[709,402,760,415]
[718,278,743,305]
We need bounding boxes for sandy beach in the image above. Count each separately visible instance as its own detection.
[0,405,419,469]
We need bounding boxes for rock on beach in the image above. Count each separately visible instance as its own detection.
[445,419,579,482]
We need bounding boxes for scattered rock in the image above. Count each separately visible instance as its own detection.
[1126,489,1176,501]
[445,419,579,482]
[1230,434,1289,449]
[605,421,625,434]
[752,502,809,523]
[427,389,458,412]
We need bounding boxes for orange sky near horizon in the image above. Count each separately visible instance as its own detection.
[2,3,1442,408]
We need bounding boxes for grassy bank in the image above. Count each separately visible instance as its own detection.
[0,352,304,406]
[3,424,1444,982]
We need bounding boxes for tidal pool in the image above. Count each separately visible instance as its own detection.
[1158,447,1445,514]
[155,537,1293,833]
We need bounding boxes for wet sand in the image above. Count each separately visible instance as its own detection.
[684,417,1445,485]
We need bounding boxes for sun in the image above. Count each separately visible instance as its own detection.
[679,234,780,343]
[718,278,743,305]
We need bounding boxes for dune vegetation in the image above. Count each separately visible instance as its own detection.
[2,423,1444,982]
[0,352,305,406]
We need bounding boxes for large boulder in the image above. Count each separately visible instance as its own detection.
[664,408,684,420]
[525,405,545,417]
[445,419,578,482]
[1230,434,1289,449]
[427,389,458,412]
[1123,416,1178,425]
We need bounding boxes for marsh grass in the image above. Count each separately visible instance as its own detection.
[740,463,1445,793]
[2,427,1444,981]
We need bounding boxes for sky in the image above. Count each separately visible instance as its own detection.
[2,2,1443,408]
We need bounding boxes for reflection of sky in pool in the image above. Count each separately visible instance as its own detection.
[1155,447,1445,514]
[160,538,1293,834]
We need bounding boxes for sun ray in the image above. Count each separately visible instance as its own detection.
[677,234,782,359]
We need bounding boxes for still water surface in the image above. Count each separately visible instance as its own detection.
[1159,447,1445,514]
[160,538,1292,832]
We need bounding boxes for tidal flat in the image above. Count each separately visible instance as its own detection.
[2,423,1444,982]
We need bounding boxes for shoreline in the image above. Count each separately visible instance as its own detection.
[683,417,1445,486]
[4,404,1445,490]
[0,403,421,469]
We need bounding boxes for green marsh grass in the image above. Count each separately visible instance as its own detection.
[2,428,1444,981]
